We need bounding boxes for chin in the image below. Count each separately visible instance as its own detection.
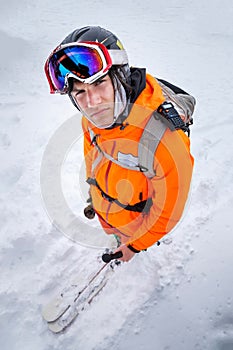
[94,118,114,128]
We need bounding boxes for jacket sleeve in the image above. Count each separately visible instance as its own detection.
[126,128,194,251]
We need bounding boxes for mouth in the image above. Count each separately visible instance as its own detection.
[89,107,110,118]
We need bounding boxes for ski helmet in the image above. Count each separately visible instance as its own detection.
[61,26,126,51]
[60,26,131,128]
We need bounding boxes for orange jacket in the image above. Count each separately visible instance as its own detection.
[82,74,194,251]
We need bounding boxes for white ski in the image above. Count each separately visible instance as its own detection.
[42,274,93,323]
[48,266,112,333]
[42,256,120,332]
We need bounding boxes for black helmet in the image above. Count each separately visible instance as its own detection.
[61,26,125,51]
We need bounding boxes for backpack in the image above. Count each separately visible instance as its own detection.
[137,78,196,177]
[89,78,196,179]
[157,78,195,127]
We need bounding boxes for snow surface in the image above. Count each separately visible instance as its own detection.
[1,0,233,349]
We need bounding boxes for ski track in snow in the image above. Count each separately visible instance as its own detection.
[0,1,233,349]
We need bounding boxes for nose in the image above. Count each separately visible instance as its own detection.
[86,88,101,108]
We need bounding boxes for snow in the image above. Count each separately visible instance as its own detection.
[1,0,233,349]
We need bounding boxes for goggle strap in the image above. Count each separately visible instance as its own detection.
[44,59,57,94]
[108,49,128,65]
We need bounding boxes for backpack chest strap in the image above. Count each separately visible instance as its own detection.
[89,128,142,173]
[88,113,167,178]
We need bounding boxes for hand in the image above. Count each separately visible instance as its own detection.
[114,244,135,262]
[83,204,95,219]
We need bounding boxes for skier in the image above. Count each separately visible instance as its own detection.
[44,26,195,262]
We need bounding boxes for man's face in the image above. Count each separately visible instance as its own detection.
[70,75,115,128]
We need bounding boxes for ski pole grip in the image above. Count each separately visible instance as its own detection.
[102,251,123,263]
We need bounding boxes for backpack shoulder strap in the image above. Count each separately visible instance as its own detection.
[138,111,167,178]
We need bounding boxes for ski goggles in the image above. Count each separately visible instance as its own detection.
[45,41,128,94]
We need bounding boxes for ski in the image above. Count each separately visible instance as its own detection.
[42,276,87,323]
[47,263,114,333]
[42,251,122,332]
[42,263,108,323]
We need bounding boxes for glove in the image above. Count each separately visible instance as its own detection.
[83,198,95,219]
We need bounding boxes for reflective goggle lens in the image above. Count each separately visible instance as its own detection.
[48,45,108,92]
